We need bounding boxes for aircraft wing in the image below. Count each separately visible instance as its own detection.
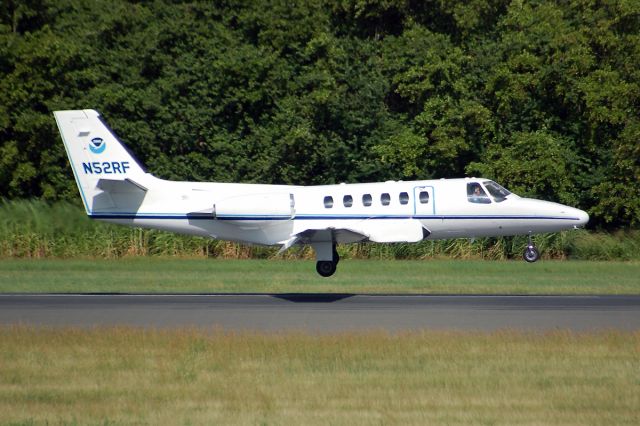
[279,219,430,253]
[278,227,366,254]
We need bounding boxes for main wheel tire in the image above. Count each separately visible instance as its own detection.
[523,246,540,263]
[316,260,337,277]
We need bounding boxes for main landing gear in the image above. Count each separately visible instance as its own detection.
[315,243,340,277]
[523,232,540,263]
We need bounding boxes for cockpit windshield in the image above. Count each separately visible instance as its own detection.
[483,181,511,203]
[467,182,491,204]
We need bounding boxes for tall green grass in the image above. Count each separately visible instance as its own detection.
[1,199,639,260]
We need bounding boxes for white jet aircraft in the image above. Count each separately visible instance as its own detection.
[54,109,589,276]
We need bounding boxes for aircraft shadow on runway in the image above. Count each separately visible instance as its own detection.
[271,293,355,303]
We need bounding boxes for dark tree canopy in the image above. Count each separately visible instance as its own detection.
[1,0,638,228]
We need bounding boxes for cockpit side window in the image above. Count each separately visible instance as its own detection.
[483,181,511,203]
[467,183,491,204]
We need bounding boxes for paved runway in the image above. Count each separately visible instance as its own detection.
[1,294,639,332]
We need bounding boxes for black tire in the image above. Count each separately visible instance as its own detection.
[316,260,337,277]
[523,246,540,263]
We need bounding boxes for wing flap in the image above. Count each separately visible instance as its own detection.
[279,219,430,251]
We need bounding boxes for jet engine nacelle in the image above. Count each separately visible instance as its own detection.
[213,192,295,220]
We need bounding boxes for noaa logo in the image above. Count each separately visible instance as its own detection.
[89,137,106,154]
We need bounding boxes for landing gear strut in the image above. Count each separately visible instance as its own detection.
[523,232,540,263]
[314,242,339,277]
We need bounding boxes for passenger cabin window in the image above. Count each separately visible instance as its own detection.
[467,183,491,204]
[381,193,391,206]
[483,181,511,203]
[343,195,353,208]
[362,194,372,206]
[324,196,334,208]
[419,191,429,204]
[399,192,409,205]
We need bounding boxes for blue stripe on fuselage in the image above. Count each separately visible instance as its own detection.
[89,213,581,221]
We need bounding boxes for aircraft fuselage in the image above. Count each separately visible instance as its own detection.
[91,177,588,245]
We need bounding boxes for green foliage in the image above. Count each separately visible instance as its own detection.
[467,130,578,203]
[2,199,639,261]
[0,0,638,228]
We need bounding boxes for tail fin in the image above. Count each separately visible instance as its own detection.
[54,109,149,215]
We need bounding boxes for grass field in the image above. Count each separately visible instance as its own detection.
[0,327,638,425]
[0,258,639,294]
[2,258,638,424]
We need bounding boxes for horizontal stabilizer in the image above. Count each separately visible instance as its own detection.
[97,178,148,193]
[92,178,147,212]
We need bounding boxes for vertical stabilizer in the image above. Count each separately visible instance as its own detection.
[54,109,148,214]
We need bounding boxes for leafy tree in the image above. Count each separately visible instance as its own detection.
[0,0,638,229]
[467,130,578,204]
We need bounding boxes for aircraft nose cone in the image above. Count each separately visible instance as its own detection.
[574,208,589,227]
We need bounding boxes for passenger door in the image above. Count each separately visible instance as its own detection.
[413,186,435,217]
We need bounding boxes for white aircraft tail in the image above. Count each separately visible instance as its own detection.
[54,109,150,215]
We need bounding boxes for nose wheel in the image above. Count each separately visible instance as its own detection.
[523,233,540,263]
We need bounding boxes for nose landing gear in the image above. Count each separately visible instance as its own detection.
[523,232,540,263]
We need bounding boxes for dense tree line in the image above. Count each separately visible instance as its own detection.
[1,0,638,228]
